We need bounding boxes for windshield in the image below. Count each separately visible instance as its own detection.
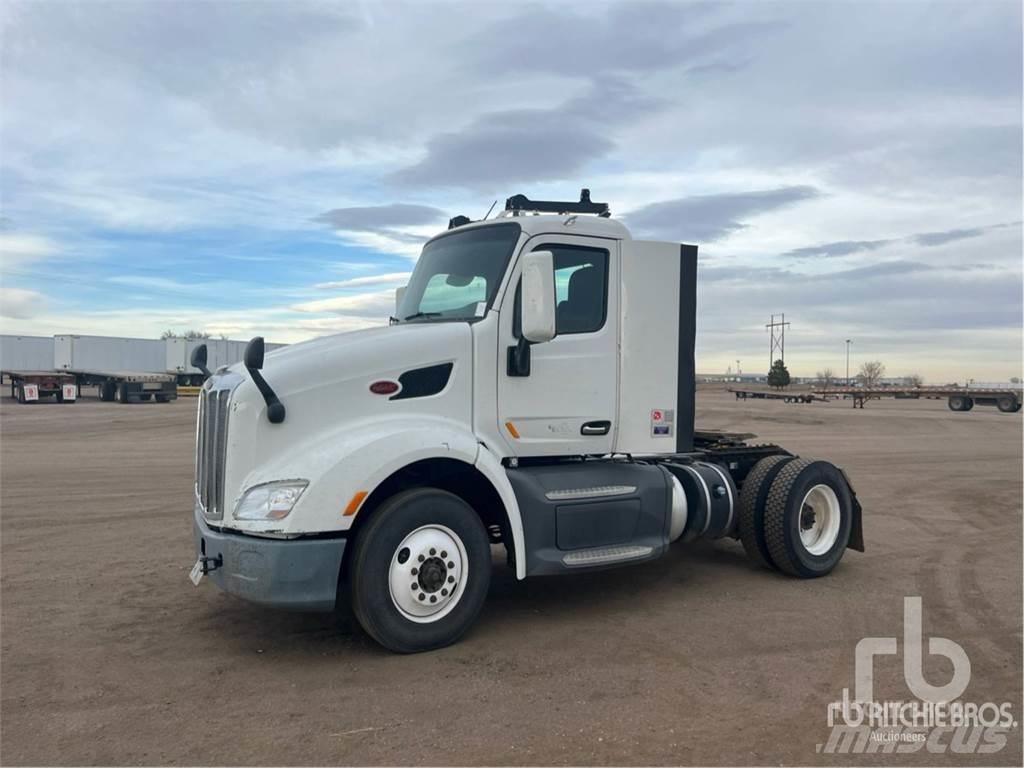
[396,222,520,322]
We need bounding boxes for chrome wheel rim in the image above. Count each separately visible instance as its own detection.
[798,484,841,555]
[388,524,468,623]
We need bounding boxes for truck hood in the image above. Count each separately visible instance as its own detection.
[207,322,474,532]
[230,321,471,415]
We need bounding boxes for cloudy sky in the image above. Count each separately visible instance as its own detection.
[1,0,1021,382]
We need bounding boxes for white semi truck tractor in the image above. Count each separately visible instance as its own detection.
[190,190,864,653]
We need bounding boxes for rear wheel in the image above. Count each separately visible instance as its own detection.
[997,396,1018,413]
[948,395,967,411]
[763,458,853,578]
[100,382,116,402]
[114,383,131,403]
[738,455,795,570]
[350,488,491,653]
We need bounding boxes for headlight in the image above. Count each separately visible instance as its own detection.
[233,481,308,521]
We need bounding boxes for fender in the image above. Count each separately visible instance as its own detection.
[230,416,527,579]
[473,443,526,579]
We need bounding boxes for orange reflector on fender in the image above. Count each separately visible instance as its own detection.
[343,490,368,516]
[505,421,520,439]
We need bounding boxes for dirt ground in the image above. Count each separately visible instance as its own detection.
[1,390,1021,766]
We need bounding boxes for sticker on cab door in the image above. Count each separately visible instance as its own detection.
[651,408,674,437]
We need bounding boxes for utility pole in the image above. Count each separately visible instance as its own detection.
[736,359,741,375]
[845,339,852,386]
[766,314,790,371]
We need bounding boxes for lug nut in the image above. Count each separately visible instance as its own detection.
[441,550,448,558]
[430,595,437,603]
[418,554,424,562]
[441,589,448,597]
[447,576,454,584]
[411,583,418,590]
[411,567,418,575]
[429,548,436,556]
[418,593,426,601]
[447,561,455,569]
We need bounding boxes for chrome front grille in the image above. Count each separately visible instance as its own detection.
[196,387,231,519]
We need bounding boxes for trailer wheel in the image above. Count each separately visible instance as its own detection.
[948,395,966,411]
[962,397,974,411]
[114,383,131,403]
[997,395,1018,413]
[738,455,795,570]
[349,488,491,653]
[100,382,116,402]
[763,458,853,578]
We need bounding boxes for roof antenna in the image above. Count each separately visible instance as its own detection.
[481,199,497,221]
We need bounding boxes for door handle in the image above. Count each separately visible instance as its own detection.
[581,420,611,436]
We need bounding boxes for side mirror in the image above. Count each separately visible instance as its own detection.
[190,344,212,378]
[244,336,285,424]
[244,336,265,370]
[521,250,556,344]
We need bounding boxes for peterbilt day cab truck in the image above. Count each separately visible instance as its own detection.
[190,191,864,653]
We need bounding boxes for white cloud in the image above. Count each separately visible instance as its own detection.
[314,272,411,289]
[290,289,396,316]
[0,232,59,266]
[0,286,46,319]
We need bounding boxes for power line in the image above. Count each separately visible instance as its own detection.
[766,313,791,371]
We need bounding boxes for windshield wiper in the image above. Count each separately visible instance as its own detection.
[401,311,443,322]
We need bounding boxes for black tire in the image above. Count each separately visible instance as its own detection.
[948,395,966,411]
[155,394,171,403]
[763,458,853,578]
[350,488,491,653]
[996,396,1018,413]
[738,455,795,570]
[100,382,116,402]
[115,383,131,403]
[963,397,974,411]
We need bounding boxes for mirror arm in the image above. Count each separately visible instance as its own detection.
[507,335,531,377]
[243,336,286,424]
[247,368,286,424]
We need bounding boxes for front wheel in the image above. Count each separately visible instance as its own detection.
[349,488,491,653]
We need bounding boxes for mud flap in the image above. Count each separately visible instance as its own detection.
[840,467,865,552]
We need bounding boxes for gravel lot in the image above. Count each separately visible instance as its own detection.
[1,390,1020,766]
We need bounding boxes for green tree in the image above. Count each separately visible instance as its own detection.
[767,358,791,389]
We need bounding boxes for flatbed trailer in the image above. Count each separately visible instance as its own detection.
[2,370,78,404]
[729,388,821,404]
[70,370,178,404]
[815,386,1022,412]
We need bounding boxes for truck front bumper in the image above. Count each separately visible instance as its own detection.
[193,508,346,612]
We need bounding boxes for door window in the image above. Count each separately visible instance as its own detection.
[515,244,609,336]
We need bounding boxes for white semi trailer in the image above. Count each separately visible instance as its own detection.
[190,191,864,653]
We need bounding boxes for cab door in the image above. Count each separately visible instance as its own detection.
[496,234,619,456]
